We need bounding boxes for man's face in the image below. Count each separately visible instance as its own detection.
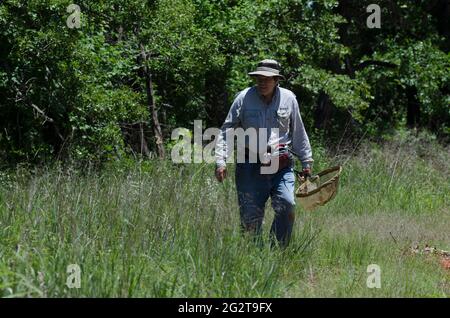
[255,75,277,97]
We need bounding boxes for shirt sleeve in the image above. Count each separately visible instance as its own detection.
[215,92,243,167]
[290,96,314,168]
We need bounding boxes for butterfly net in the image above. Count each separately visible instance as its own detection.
[295,166,342,211]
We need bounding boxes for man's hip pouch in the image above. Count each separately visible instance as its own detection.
[245,144,294,174]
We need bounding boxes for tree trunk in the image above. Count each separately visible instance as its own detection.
[406,86,420,128]
[314,91,332,130]
[205,69,228,127]
[139,122,151,157]
[139,43,165,159]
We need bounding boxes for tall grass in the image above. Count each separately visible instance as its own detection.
[0,131,449,297]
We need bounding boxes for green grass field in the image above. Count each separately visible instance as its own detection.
[1,132,449,297]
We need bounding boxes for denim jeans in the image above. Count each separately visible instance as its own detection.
[235,162,296,247]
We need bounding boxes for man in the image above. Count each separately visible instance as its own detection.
[215,59,313,247]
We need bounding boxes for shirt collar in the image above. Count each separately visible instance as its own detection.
[256,85,280,105]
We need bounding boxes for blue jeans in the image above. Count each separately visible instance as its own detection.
[235,162,296,247]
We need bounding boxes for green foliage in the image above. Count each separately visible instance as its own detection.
[372,41,449,132]
[335,0,449,139]
[295,65,372,122]
[0,0,448,166]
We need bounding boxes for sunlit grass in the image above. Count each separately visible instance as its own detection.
[0,134,449,297]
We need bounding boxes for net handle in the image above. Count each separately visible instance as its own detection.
[296,166,342,197]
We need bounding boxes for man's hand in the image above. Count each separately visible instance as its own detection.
[302,163,312,178]
[215,166,227,182]
[302,167,311,178]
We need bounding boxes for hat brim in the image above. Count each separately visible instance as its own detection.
[248,71,285,80]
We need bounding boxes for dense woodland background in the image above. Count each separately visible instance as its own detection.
[1,1,449,297]
[0,0,449,166]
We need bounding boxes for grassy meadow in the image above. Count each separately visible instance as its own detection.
[0,132,449,297]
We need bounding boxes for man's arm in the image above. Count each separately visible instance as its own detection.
[215,92,243,168]
[290,96,314,169]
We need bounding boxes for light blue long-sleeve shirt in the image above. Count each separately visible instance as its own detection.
[215,85,313,168]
